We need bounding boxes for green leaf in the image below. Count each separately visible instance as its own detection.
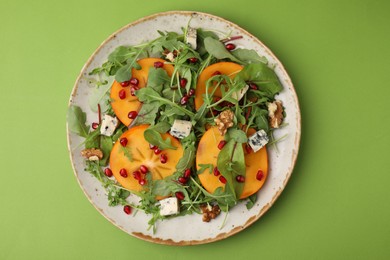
[99,135,113,166]
[144,126,177,150]
[146,67,171,93]
[226,128,248,143]
[132,103,160,126]
[246,194,257,210]
[231,49,268,64]
[196,29,219,56]
[197,164,214,175]
[175,145,196,172]
[88,81,112,113]
[67,105,89,138]
[120,146,133,161]
[217,140,246,200]
[204,37,240,63]
[235,63,283,97]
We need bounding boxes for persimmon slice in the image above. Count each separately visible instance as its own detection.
[195,62,243,110]
[110,58,174,126]
[109,125,183,193]
[196,126,268,199]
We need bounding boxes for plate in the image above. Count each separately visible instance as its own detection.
[67,11,301,245]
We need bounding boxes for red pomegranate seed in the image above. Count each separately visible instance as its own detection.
[219,175,227,184]
[119,89,126,99]
[130,86,139,96]
[175,191,185,200]
[188,57,198,63]
[154,61,164,68]
[160,154,167,164]
[178,177,187,184]
[120,81,130,87]
[180,78,187,88]
[184,169,191,178]
[225,43,236,51]
[245,144,252,154]
[180,95,189,105]
[139,179,147,186]
[123,205,132,214]
[133,171,141,180]
[119,168,128,178]
[188,89,195,96]
[128,111,138,119]
[149,144,157,150]
[129,78,139,86]
[140,165,148,174]
[249,83,258,90]
[213,167,221,176]
[154,148,162,155]
[211,71,222,76]
[218,140,227,150]
[92,122,99,129]
[256,170,264,181]
[236,175,245,183]
[120,137,128,147]
[104,168,113,177]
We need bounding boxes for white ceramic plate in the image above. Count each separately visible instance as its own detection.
[67,11,301,245]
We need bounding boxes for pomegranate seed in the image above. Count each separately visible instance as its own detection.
[184,169,191,178]
[119,168,128,178]
[104,168,113,177]
[236,175,245,183]
[175,191,185,200]
[225,43,236,51]
[154,61,164,68]
[133,171,141,180]
[129,78,139,86]
[154,148,162,155]
[92,122,99,129]
[188,57,198,63]
[149,144,157,150]
[249,83,258,90]
[213,167,221,176]
[211,71,222,76]
[120,81,130,87]
[123,205,132,214]
[160,154,167,164]
[214,97,221,102]
[178,177,187,184]
[180,95,189,105]
[211,109,219,116]
[218,140,227,150]
[180,78,187,88]
[128,111,138,119]
[120,137,128,147]
[256,170,264,181]
[245,144,252,154]
[140,165,148,174]
[119,89,126,99]
[188,89,195,96]
[139,179,146,186]
[130,86,139,96]
[219,175,227,184]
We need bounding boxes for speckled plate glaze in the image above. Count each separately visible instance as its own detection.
[67,11,301,245]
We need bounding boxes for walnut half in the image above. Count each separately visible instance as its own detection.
[268,100,284,128]
[81,148,103,161]
[214,110,234,136]
[200,204,221,222]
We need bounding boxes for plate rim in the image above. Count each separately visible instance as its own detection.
[66,10,301,245]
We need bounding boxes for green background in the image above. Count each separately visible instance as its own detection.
[1,0,389,259]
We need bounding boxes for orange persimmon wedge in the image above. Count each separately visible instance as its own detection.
[195,62,243,110]
[109,125,183,194]
[196,126,268,199]
[110,58,174,126]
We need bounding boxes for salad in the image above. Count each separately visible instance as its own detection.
[68,23,285,232]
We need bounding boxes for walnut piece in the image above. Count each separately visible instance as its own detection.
[81,148,103,161]
[200,204,221,222]
[268,100,284,128]
[214,110,234,136]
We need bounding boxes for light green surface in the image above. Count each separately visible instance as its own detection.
[1,0,389,259]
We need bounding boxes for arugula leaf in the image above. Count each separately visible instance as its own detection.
[120,146,133,161]
[217,140,246,199]
[226,128,248,143]
[88,81,112,113]
[175,145,196,172]
[85,129,100,149]
[197,29,219,56]
[99,135,113,166]
[132,103,160,126]
[144,123,177,150]
[235,63,283,97]
[146,67,171,93]
[231,49,268,65]
[204,37,240,63]
[67,105,89,138]
[197,164,214,175]
[246,193,257,210]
